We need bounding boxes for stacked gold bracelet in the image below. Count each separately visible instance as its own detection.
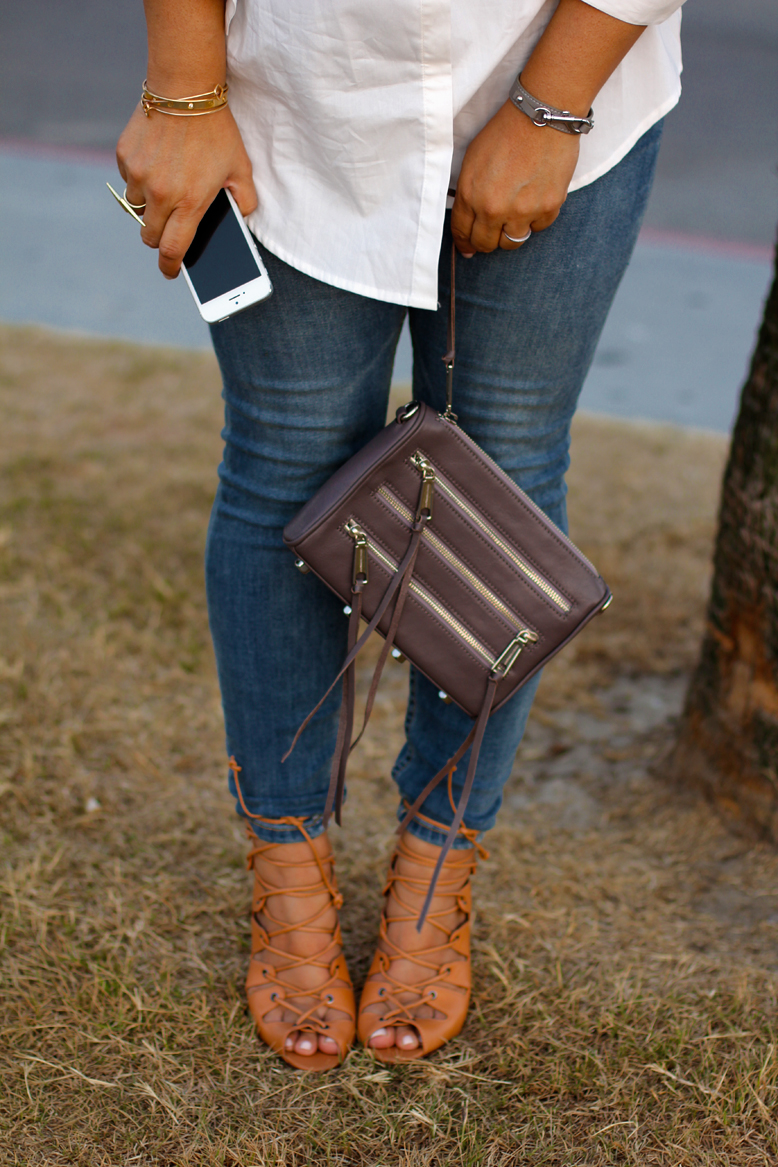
[141,80,229,118]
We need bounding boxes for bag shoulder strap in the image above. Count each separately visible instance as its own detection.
[441,242,458,423]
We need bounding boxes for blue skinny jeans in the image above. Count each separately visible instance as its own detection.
[205,122,662,848]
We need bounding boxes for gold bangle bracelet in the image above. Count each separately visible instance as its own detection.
[141,80,228,118]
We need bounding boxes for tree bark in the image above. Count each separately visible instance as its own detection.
[671,246,778,841]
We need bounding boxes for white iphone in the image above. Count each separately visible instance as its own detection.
[181,188,272,323]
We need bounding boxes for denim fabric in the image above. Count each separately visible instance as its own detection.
[205,121,662,846]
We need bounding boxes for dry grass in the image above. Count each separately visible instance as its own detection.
[1,323,777,1166]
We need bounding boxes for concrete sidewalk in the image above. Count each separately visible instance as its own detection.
[0,145,772,434]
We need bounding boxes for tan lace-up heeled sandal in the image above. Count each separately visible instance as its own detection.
[244,821,356,1070]
[357,806,487,1062]
[232,758,355,1069]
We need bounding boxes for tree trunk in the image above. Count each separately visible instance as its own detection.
[671,245,778,841]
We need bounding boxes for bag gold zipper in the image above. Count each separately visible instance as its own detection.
[349,526,492,664]
[433,417,601,578]
[410,453,571,613]
[346,522,537,676]
[377,485,524,628]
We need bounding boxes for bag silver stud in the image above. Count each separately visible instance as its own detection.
[294,557,311,574]
[391,648,406,662]
[438,690,452,703]
[343,604,352,616]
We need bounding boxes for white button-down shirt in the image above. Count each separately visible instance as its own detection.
[225,0,683,310]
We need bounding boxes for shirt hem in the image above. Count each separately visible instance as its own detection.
[247,224,439,310]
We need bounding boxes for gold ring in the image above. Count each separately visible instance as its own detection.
[106,182,146,226]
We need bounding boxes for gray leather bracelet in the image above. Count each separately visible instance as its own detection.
[509,76,594,135]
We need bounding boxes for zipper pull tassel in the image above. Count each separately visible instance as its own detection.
[411,452,436,523]
[346,520,369,586]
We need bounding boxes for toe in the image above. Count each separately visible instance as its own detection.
[294,1032,319,1056]
[368,1026,396,1049]
[285,1030,298,1050]
[319,1034,339,1054]
[395,1025,420,1050]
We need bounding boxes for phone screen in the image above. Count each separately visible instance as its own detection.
[183,189,260,303]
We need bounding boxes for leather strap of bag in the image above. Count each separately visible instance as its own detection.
[326,521,425,825]
[397,673,498,928]
[284,517,427,825]
[441,242,458,422]
[324,579,363,825]
[349,530,420,751]
[395,246,501,927]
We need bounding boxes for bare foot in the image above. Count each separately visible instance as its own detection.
[249,832,347,1058]
[364,832,472,1052]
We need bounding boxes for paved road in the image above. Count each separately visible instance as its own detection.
[1,1,776,431]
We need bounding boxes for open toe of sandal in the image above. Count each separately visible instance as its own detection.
[248,949,355,1070]
[358,947,471,1062]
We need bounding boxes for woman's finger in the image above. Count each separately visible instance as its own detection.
[527,205,563,234]
[468,213,503,254]
[225,166,259,218]
[153,202,206,279]
[450,194,477,258]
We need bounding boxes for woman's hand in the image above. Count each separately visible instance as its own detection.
[451,100,580,257]
[450,0,648,257]
[116,103,257,279]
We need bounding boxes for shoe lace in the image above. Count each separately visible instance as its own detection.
[240,794,345,1034]
[372,823,484,1027]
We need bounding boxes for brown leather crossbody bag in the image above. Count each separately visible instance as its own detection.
[283,248,611,919]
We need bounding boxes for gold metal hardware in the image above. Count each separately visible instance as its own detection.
[418,475,435,522]
[442,361,458,423]
[434,473,571,612]
[106,182,145,226]
[411,452,436,523]
[353,540,368,585]
[345,520,369,586]
[294,557,311,574]
[366,538,493,664]
[377,485,525,627]
[491,628,539,678]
